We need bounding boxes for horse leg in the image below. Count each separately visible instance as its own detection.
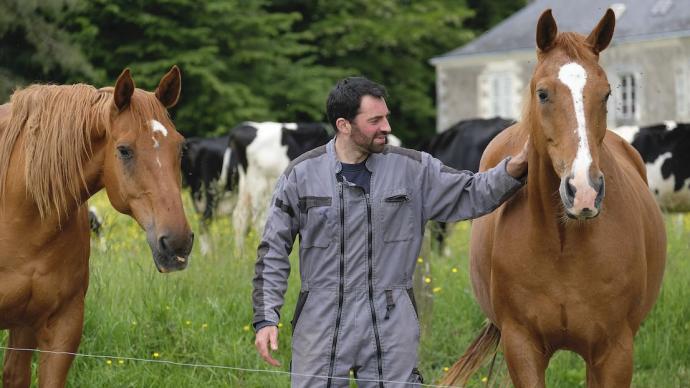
[501,323,548,388]
[585,329,634,388]
[3,327,38,388]
[36,296,85,388]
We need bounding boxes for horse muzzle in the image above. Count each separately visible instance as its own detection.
[559,173,605,220]
[148,230,194,272]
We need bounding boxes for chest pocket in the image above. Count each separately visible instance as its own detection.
[381,188,414,242]
[299,196,334,248]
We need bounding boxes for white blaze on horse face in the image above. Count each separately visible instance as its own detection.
[150,120,169,168]
[559,62,597,211]
[151,120,169,137]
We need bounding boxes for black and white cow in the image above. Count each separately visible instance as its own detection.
[229,122,332,248]
[181,135,234,221]
[88,206,103,237]
[613,121,690,212]
[418,117,514,247]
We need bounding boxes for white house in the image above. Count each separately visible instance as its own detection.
[431,0,690,132]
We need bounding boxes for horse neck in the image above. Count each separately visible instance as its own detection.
[80,131,108,203]
[525,148,565,225]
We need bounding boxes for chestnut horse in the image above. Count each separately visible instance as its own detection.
[0,67,194,387]
[442,9,666,388]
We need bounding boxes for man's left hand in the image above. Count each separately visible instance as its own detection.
[507,138,529,179]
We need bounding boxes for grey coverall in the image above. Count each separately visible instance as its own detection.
[252,139,524,387]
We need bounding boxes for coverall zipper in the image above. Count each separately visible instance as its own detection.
[365,192,385,387]
[327,181,346,387]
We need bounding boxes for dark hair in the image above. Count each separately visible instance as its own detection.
[326,77,387,131]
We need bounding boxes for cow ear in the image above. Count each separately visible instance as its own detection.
[536,9,558,53]
[113,68,135,111]
[586,8,615,55]
[155,65,181,109]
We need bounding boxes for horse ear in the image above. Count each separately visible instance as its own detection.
[536,9,558,52]
[586,8,616,55]
[155,65,182,109]
[114,68,135,111]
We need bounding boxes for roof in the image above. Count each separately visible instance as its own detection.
[432,0,690,64]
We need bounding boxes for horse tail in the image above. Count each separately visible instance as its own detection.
[440,321,501,387]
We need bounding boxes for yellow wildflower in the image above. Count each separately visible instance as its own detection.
[443,367,449,372]
[424,277,431,284]
[417,257,424,263]
[278,322,284,328]
[481,376,488,382]
[118,360,124,365]
[243,325,250,332]
[432,287,442,293]
[202,323,208,329]
[451,267,458,273]
[106,359,112,365]
[153,352,160,358]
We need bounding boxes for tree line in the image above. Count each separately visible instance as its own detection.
[0,0,525,146]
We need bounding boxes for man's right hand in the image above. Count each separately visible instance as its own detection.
[255,325,281,366]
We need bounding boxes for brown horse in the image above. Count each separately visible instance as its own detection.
[442,9,666,388]
[0,67,194,387]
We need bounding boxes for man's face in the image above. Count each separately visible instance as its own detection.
[349,95,391,154]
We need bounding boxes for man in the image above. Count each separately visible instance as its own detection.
[253,77,528,387]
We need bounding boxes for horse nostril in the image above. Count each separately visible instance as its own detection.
[595,175,606,207]
[159,235,170,253]
[566,177,577,199]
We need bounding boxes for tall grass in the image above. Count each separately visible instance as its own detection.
[2,192,688,387]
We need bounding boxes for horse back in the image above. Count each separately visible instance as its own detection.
[604,129,648,184]
[477,123,527,172]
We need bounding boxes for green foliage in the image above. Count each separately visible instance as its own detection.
[0,0,98,101]
[1,0,526,143]
[67,0,345,137]
[270,0,475,146]
[465,0,528,32]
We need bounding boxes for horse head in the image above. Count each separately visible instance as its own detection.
[528,9,615,220]
[103,66,194,272]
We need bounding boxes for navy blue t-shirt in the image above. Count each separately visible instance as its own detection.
[340,160,371,193]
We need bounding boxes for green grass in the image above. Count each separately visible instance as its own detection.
[3,192,689,387]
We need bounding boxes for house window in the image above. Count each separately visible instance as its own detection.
[616,73,637,124]
[490,73,513,118]
[478,64,521,120]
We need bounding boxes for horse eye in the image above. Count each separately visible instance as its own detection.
[537,89,549,103]
[117,145,134,160]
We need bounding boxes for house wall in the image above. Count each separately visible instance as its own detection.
[435,36,690,131]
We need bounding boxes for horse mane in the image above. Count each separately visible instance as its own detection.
[538,32,598,63]
[0,83,170,221]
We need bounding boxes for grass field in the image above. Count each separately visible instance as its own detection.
[3,191,689,387]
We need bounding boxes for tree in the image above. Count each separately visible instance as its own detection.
[465,0,528,32]
[270,0,476,147]
[0,0,98,101]
[68,0,343,137]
